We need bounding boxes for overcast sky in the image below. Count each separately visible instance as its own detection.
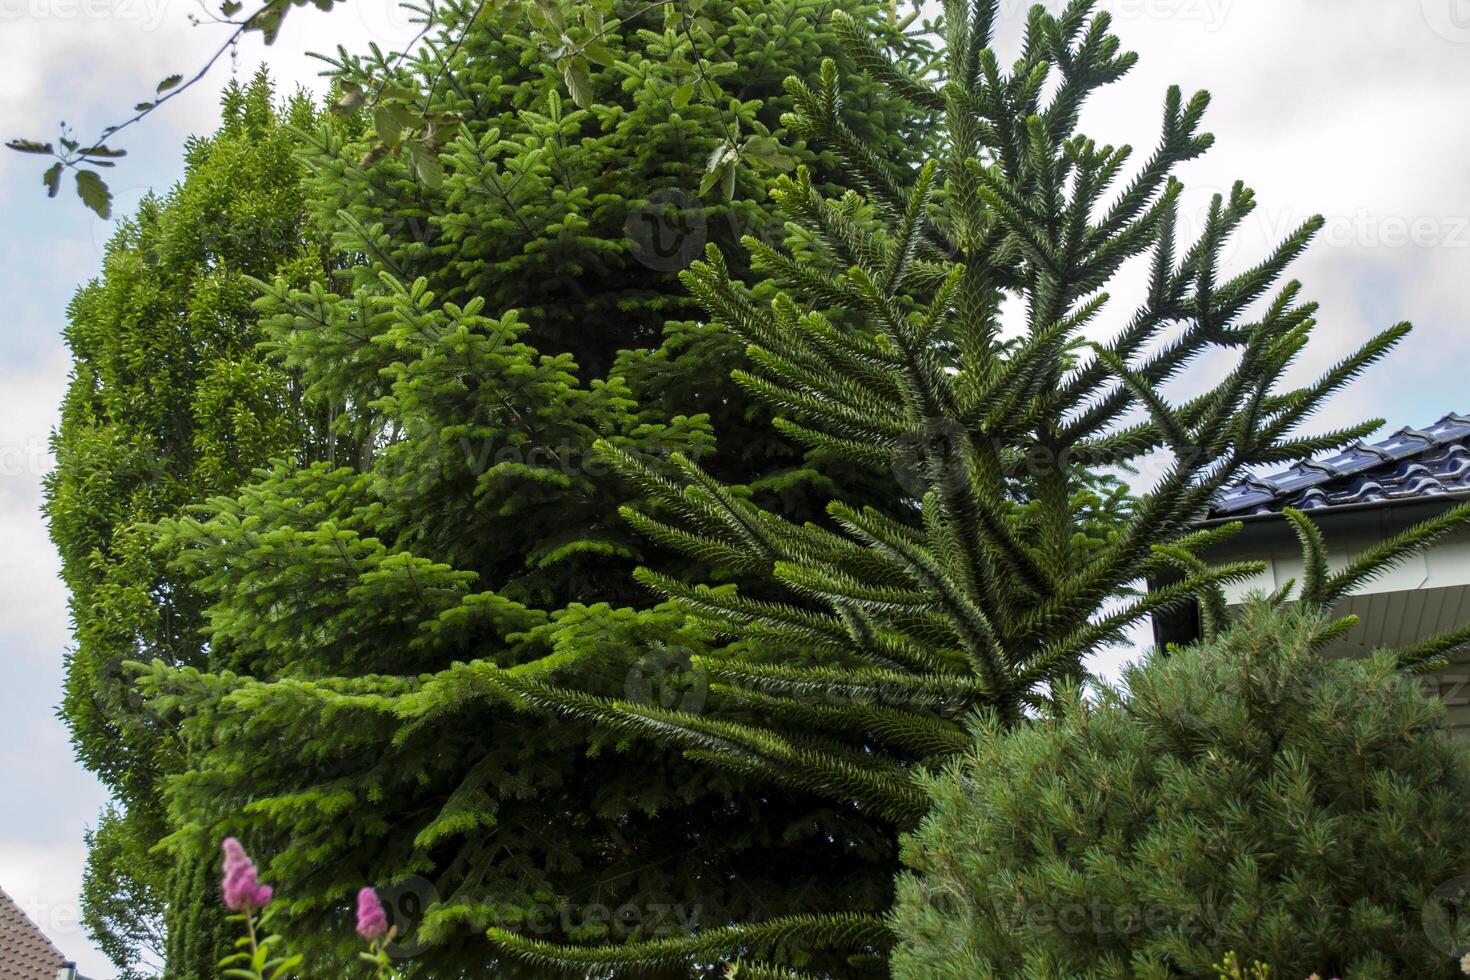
[3,1,1469,975]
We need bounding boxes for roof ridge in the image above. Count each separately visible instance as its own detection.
[0,883,68,980]
[1212,410,1470,517]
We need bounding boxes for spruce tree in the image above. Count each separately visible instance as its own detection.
[126,2,934,976]
[476,1,1458,975]
[44,73,328,978]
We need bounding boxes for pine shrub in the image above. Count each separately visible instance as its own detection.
[890,600,1470,980]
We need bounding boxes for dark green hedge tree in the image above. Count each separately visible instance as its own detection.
[44,73,330,979]
[127,2,934,976]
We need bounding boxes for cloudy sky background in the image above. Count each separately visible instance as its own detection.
[2,0,1469,974]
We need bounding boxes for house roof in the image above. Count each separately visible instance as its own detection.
[1211,412,1470,518]
[0,886,66,980]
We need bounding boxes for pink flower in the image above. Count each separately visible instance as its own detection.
[356,886,389,940]
[220,838,274,912]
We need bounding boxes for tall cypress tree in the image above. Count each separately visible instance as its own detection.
[44,74,329,978]
[474,1,1464,975]
[128,1,934,976]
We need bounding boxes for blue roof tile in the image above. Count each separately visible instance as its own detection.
[1211,412,1470,517]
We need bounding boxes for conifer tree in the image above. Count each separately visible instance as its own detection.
[44,73,328,979]
[475,1,1458,974]
[890,575,1470,979]
[125,2,935,976]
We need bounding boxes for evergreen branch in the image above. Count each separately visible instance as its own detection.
[1319,503,1470,608]
[713,687,969,757]
[700,661,989,706]
[487,912,892,973]
[1394,622,1470,671]
[831,10,945,110]
[1283,508,1331,609]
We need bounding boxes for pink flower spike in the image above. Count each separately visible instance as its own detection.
[356,886,389,940]
[220,838,273,913]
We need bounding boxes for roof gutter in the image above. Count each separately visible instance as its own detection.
[1197,490,1470,528]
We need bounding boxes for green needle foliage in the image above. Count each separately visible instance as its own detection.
[479,0,1433,973]
[890,597,1470,979]
[45,74,329,979]
[119,2,935,977]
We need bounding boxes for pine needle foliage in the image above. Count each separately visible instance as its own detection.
[890,599,1470,980]
[482,0,1434,973]
[44,74,330,979]
[123,3,935,977]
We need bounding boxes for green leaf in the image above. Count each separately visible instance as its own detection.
[42,162,62,198]
[698,163,724,197]
[562,58,594,108]
[134,102,155,112]
[75,169,112,219]
[723,159,737,200]
[245,2,286,43]
[220,0,242,13]
[335,87,367,113]
[671,82,695,109]
[5,139,54,155]
[156,74,184,94]
[533,0,564,32]
[583,40,615,67]
[410,143,443,189]
[79,144,127,158]
[705,142,731,172]
[741,135,794,171]
[373,106,403,145]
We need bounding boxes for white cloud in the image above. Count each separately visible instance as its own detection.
[0,351,72,662]
[4,0,1470,972]
[0,841,113,977]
